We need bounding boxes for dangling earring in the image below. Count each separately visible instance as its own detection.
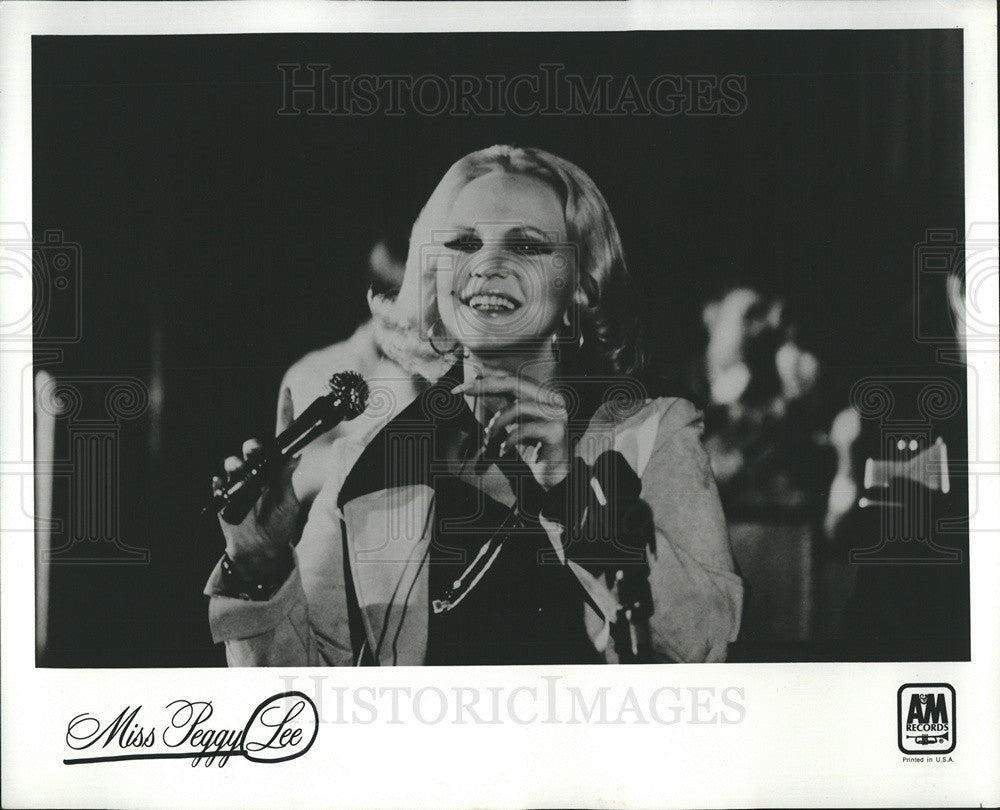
[553,309,584,350]
[426,319,467,357]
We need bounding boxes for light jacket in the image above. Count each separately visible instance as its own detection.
[206,375,744,666]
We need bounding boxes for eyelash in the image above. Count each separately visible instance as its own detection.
[443,237,554,256]
[443,236,482,253]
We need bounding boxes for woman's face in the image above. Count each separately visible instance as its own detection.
[435,170,576,355]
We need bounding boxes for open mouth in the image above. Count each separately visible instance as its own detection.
[458,289,523,315]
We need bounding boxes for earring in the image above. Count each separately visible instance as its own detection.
[426,319,467,357]
[552,312,584,350]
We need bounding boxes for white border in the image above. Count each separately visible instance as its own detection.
[2,3,997,808]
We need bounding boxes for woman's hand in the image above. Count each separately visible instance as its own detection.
[212,438,301,582]
[452,372,571,490]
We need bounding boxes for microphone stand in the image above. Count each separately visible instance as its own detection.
[610,562,654,663]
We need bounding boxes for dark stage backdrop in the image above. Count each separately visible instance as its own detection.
[32,31,966,666]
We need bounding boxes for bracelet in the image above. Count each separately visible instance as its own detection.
[219,549,293,602]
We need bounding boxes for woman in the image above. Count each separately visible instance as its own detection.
[205,145,743,665]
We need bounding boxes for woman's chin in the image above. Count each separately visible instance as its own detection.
[446,311,520,345]
[440,303,557,358]
[458,333,520,355]
[459,335,559,362]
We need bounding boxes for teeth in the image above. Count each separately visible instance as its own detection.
[466,294,517,311]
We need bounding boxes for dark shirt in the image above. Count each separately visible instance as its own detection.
[423,400,600,665]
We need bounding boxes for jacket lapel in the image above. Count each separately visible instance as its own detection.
[342,486,434,666]
[337,362,464,665]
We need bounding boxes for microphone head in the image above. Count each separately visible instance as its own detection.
[328,371,369,420]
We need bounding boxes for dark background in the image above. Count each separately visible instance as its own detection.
[33,31,966,667]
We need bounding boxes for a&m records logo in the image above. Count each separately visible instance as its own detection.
[897,683,955,756]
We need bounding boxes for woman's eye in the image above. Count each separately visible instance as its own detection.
[510,241,553,256]
[444,235,482,253]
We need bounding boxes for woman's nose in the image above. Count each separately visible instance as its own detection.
[476,239,512,266]
[470,267,509,279]
[469,253,511,279]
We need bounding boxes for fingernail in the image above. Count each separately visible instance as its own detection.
[450,383,466,394]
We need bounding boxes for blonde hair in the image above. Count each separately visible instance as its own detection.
[371,145,644,381]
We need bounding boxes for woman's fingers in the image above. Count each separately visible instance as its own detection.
[454,374,566,413]
[499,421,560,456]
[452,373,541,402]
[223,455,244,477]
[456,375,571,489]
[221,436,263,486]
[219,438,264,482]
[255,454,302,525]
[242,438,263,459]
[486,399,553,440]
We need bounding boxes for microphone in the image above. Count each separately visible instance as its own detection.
[205,371,369,524]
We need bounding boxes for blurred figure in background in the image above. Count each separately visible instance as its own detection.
[688,286,824,520]
[678,286,825,652]
[820,264,970,659]
[277,235,414,504]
